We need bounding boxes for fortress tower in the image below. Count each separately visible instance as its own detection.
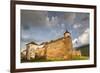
[64,30,71,38]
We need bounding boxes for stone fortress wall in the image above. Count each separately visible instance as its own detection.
[21,31,81,61]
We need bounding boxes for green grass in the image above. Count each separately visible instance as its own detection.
[72,56,89,60]
[47,58,65,61]
[21,56,89,63]
[21,58,65,63]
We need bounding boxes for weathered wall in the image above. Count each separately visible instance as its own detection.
[26,44,37,60]
[24,35,81,61]
[45,37,73,60]
[35,47,46,59]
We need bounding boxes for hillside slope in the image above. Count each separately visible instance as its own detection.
[76,44,89,56]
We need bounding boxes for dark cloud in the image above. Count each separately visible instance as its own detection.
[21,10,48,29]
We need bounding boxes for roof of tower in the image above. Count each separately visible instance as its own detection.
[64,29,70,33]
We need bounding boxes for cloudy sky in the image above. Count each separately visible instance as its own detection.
[21,10,90,49]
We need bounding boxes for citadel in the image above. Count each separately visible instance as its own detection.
[21,30,81,61]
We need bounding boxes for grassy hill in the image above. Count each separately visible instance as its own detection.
[76,44,89,56]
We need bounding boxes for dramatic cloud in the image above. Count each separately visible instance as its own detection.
[73,28,89,47]
[64,12,76,24]
[21,10,48,29]
[46,16,59,27]
[79,28,89,45]
[21,10,89,48]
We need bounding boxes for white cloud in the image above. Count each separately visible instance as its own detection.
[73,28,89,47]
[72,38,81,48]
[73,24,81,29]
[72,38,78,44]
[46,16,59,27]
[79,28,89,45]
